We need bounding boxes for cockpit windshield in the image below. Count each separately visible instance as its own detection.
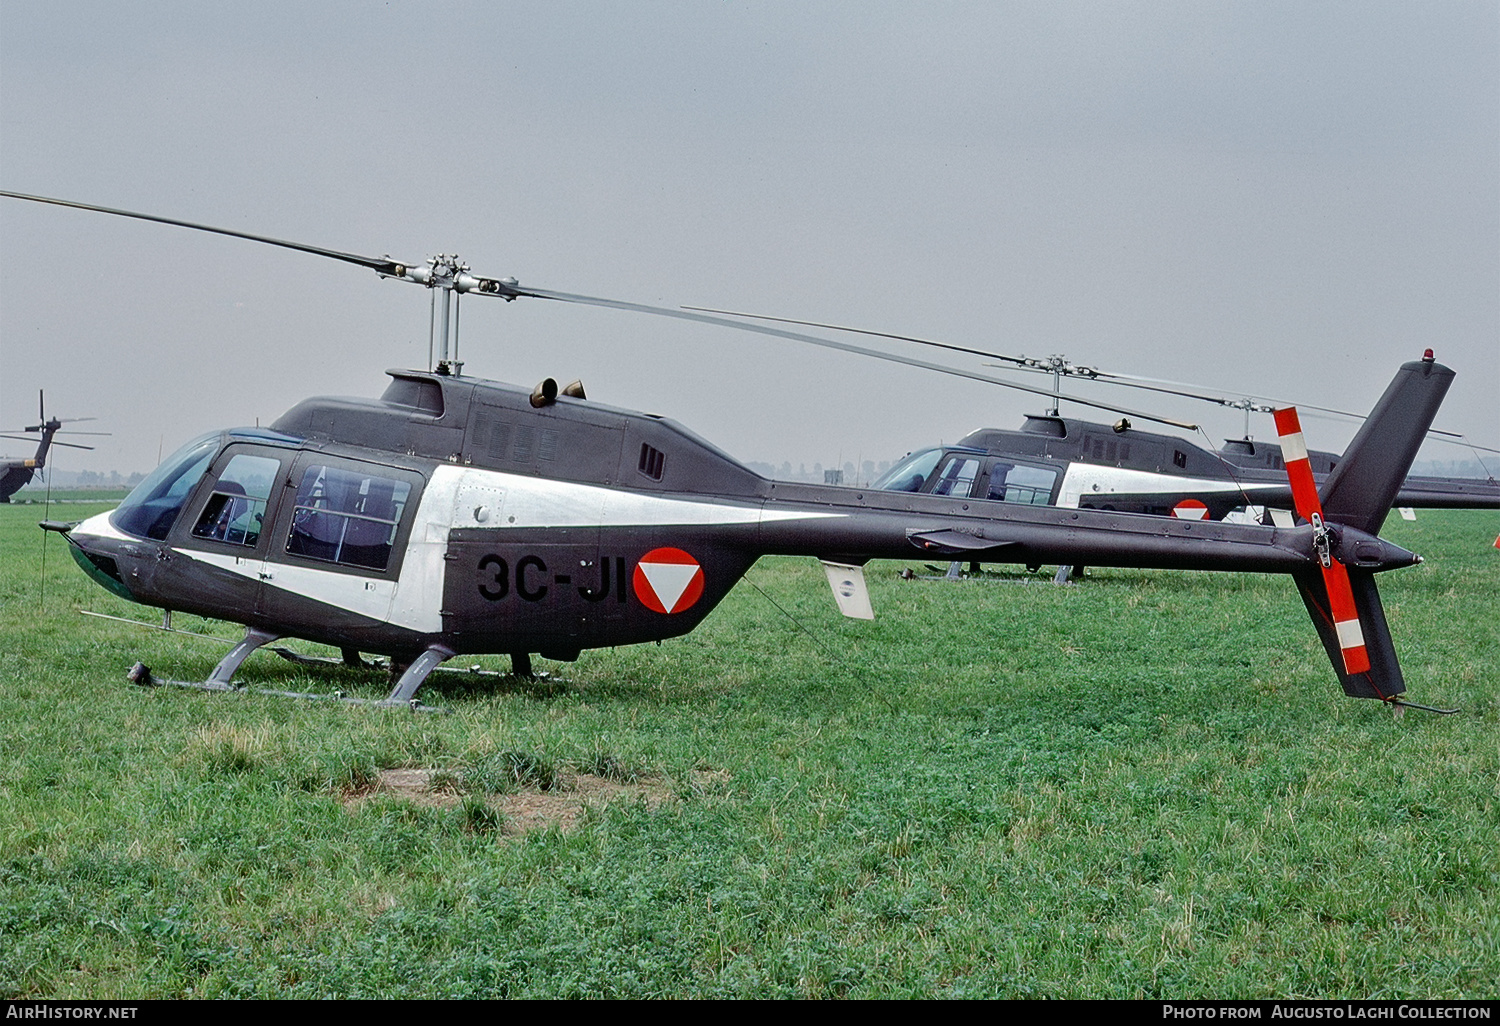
[111,432,221,540]
[872,448,944,492]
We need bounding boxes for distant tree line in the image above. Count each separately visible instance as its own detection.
[18,469,146,491]
[743,459,894,487]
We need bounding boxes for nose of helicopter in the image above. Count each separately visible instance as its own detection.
[43,510,141,602]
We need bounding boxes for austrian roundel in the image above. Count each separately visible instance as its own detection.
[1170,498,1210,521]
[632,547,705,614]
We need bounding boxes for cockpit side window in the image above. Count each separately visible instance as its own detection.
[191,454,281,547]
[931,456,980,497]
[111,433,220,540]
[872,449,944,493]
[285,465,412,572]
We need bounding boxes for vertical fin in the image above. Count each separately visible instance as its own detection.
[1319,355,1454,535]
[1293,569,1404,699]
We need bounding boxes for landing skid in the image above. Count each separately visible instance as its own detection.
[125,626,456,711]
[127,662,444,712]
[267,646,543,681]
[108,615,549,708]
[80,609,237,644]
[86,609,543,680]
[911,565,1078,585]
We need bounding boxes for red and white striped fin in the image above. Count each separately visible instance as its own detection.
[1274,405,1371,675]
[1273,407,1321,518]
[1320,559,1370,674]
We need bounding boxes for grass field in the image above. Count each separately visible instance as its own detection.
[1,502,1496,998]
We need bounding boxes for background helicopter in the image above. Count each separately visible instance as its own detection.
[0,391,105,502]
[695,309,1500,525]
[3,191,1458,714]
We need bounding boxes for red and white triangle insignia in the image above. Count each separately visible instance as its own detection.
[632,547,705,614]
[1171,499,1210,520]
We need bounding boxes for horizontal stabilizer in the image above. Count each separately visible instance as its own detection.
[1293,568,1404,699]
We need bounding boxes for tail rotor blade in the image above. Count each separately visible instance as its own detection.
[1317,560,1371,676]
[1275,406,1370,676]
[1293,569,1398,699]
[1273,406,1323,522]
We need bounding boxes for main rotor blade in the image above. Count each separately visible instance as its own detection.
[4,427,110,435]
[682,306,1037,369]
[15,190,1481,452]
[0,191,408,277]
[0,434,93,450]
[513,288,1200,430]
[690,306,1496,452]
[687,306,1277,409]
[0,427,106,435]
[1091,368,1497,451]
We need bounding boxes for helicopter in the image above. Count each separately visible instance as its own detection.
[870,411,1499,527]
[695,309,1500,525]
[0,391,103,502]
[0,191,1458,713]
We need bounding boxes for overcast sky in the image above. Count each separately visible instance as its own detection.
[1,1,1495,480]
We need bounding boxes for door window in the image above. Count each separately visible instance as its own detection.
[285,465,412,571]
[985,463,1058,505]
[191,454,280,547]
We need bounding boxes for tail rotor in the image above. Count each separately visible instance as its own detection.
[1274,406,1371,678]
[1274,355,1457,708]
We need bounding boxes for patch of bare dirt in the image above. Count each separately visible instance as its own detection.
[349,767,711,836]
[373,768,453,806]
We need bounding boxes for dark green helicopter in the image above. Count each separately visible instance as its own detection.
[0,391,105,502]
[2,191,1456,713]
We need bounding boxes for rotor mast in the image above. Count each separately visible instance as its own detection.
[1016,353,1099,417]
[402,255,519,376]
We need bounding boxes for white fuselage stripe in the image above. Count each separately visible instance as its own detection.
[84,466,846,635]
[180,549,407,627]
[426,464,844,530]
[1057,464,1281,509]
[72,510,131,543]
